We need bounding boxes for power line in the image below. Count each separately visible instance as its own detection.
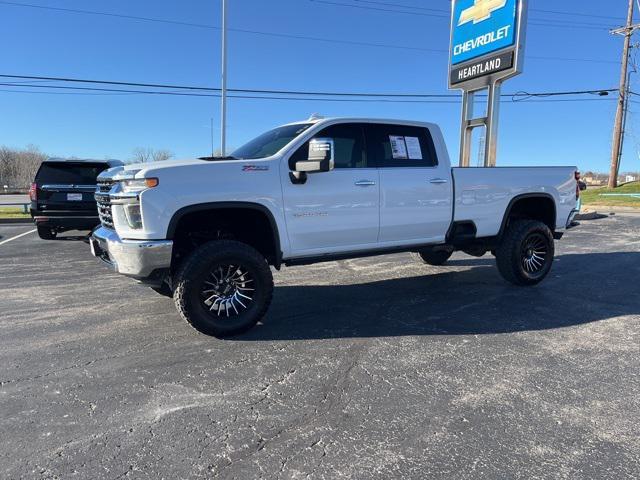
[309,0,615,30]
[0,1,215,29]
[531,8,624,22]
[0,1,618,63]
[355,0,626,22]
[0,84,618,105]
[0,74,616,100]
[387,0,626,22]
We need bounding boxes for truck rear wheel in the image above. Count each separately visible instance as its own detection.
[495,220,554,286]
[173,240,273,337]
[413,250,452,266]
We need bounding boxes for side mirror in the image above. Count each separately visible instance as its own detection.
[295,138,334,173]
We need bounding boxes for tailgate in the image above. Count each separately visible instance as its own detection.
[38,185,97,212]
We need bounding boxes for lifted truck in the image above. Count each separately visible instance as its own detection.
[90,117,580,336]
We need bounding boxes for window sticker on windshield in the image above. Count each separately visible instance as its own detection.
[389,136,408,159]
[405,137,423,160]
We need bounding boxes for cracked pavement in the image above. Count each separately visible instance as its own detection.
[0,215,639,479]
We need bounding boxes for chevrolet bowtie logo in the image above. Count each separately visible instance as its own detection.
[458,0,508,26]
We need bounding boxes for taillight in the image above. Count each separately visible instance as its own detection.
[575,171,581,200]
[29,183,37,202]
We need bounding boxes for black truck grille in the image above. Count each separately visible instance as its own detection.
[96,180,116,229]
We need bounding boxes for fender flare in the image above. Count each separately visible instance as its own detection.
[166,201,283,268]
[497,193,557,239]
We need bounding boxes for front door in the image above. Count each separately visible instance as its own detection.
[282,123,380,255]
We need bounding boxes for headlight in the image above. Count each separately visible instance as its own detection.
[120,177,159,194]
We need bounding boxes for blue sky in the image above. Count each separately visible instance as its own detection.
[0,0,636,172]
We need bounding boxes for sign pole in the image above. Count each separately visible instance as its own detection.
[484,81,502,167]
[459,90,475,167]
[220,0,228,157]
[449,0,527,168]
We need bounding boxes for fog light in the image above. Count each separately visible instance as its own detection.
[123,204,143,229]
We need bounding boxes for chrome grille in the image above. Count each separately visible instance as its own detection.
[97,179,115,193]
[96,180,115,229]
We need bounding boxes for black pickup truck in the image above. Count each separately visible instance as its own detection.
[30,158,123,239]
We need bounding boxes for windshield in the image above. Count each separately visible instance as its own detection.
[232,124,313,159]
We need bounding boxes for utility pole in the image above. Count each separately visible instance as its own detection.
[220,0,228,157]
[609,0,639,188]
[618,67,633,178]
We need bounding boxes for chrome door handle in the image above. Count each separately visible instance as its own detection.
[429,178,449,184]
[355,180,376,186]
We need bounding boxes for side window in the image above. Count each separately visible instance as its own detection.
[289,124,367,170]
[365,124,438,168]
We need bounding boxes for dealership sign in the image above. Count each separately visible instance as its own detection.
[449,0,527,90]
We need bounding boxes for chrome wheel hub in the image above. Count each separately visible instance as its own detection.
[201,265,254,317]
[521,234,548,274]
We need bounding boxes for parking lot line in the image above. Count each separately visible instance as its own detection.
[0,228,36,246]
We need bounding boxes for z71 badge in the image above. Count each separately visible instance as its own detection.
[242,165,269,172]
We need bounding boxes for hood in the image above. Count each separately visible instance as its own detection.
[97,156,275,182]
[126,158,208,171]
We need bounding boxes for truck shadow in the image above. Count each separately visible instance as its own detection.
[238,252,640,341]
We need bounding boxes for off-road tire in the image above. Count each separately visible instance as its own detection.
[173,240,273,337]
[413,250,452,266]
[495,219,554,286]
[37,225,57,240]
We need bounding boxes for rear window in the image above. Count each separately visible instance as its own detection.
[35,163,108,185]
[365,124,438,168]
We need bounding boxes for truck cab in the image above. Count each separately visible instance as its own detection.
[90,117,580,337]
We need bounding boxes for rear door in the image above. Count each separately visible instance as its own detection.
[35,162,106,212]
[365,123,453,244]
[281,123,380,254]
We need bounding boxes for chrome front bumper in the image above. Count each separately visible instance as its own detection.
[90,226,173,280]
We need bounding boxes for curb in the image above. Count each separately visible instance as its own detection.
[0,218,33,225]
[581,205,640,215]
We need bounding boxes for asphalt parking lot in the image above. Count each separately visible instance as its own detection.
[1,216,639,479]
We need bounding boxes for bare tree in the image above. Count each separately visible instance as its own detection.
[131,147,153,164]
[0,145,46,190]
[131,148,174,163]
[152,149,174,162]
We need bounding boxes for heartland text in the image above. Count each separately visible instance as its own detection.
[457,57,504,81]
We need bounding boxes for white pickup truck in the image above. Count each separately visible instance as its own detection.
[90,117,580,336]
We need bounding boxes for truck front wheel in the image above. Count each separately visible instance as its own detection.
[495,220,554,286]
[173,240,273,337]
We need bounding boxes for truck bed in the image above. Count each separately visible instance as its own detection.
[452,167,578,238]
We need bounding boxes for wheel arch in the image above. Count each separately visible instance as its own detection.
[498,193,557,239]
[166,202,283,268]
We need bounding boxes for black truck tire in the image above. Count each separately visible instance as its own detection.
[173,240,273,337]
[495,219,555,286]
[413,250,452,266]
[37,225,57,240]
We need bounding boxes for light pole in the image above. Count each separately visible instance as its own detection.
[220,0,228,157]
